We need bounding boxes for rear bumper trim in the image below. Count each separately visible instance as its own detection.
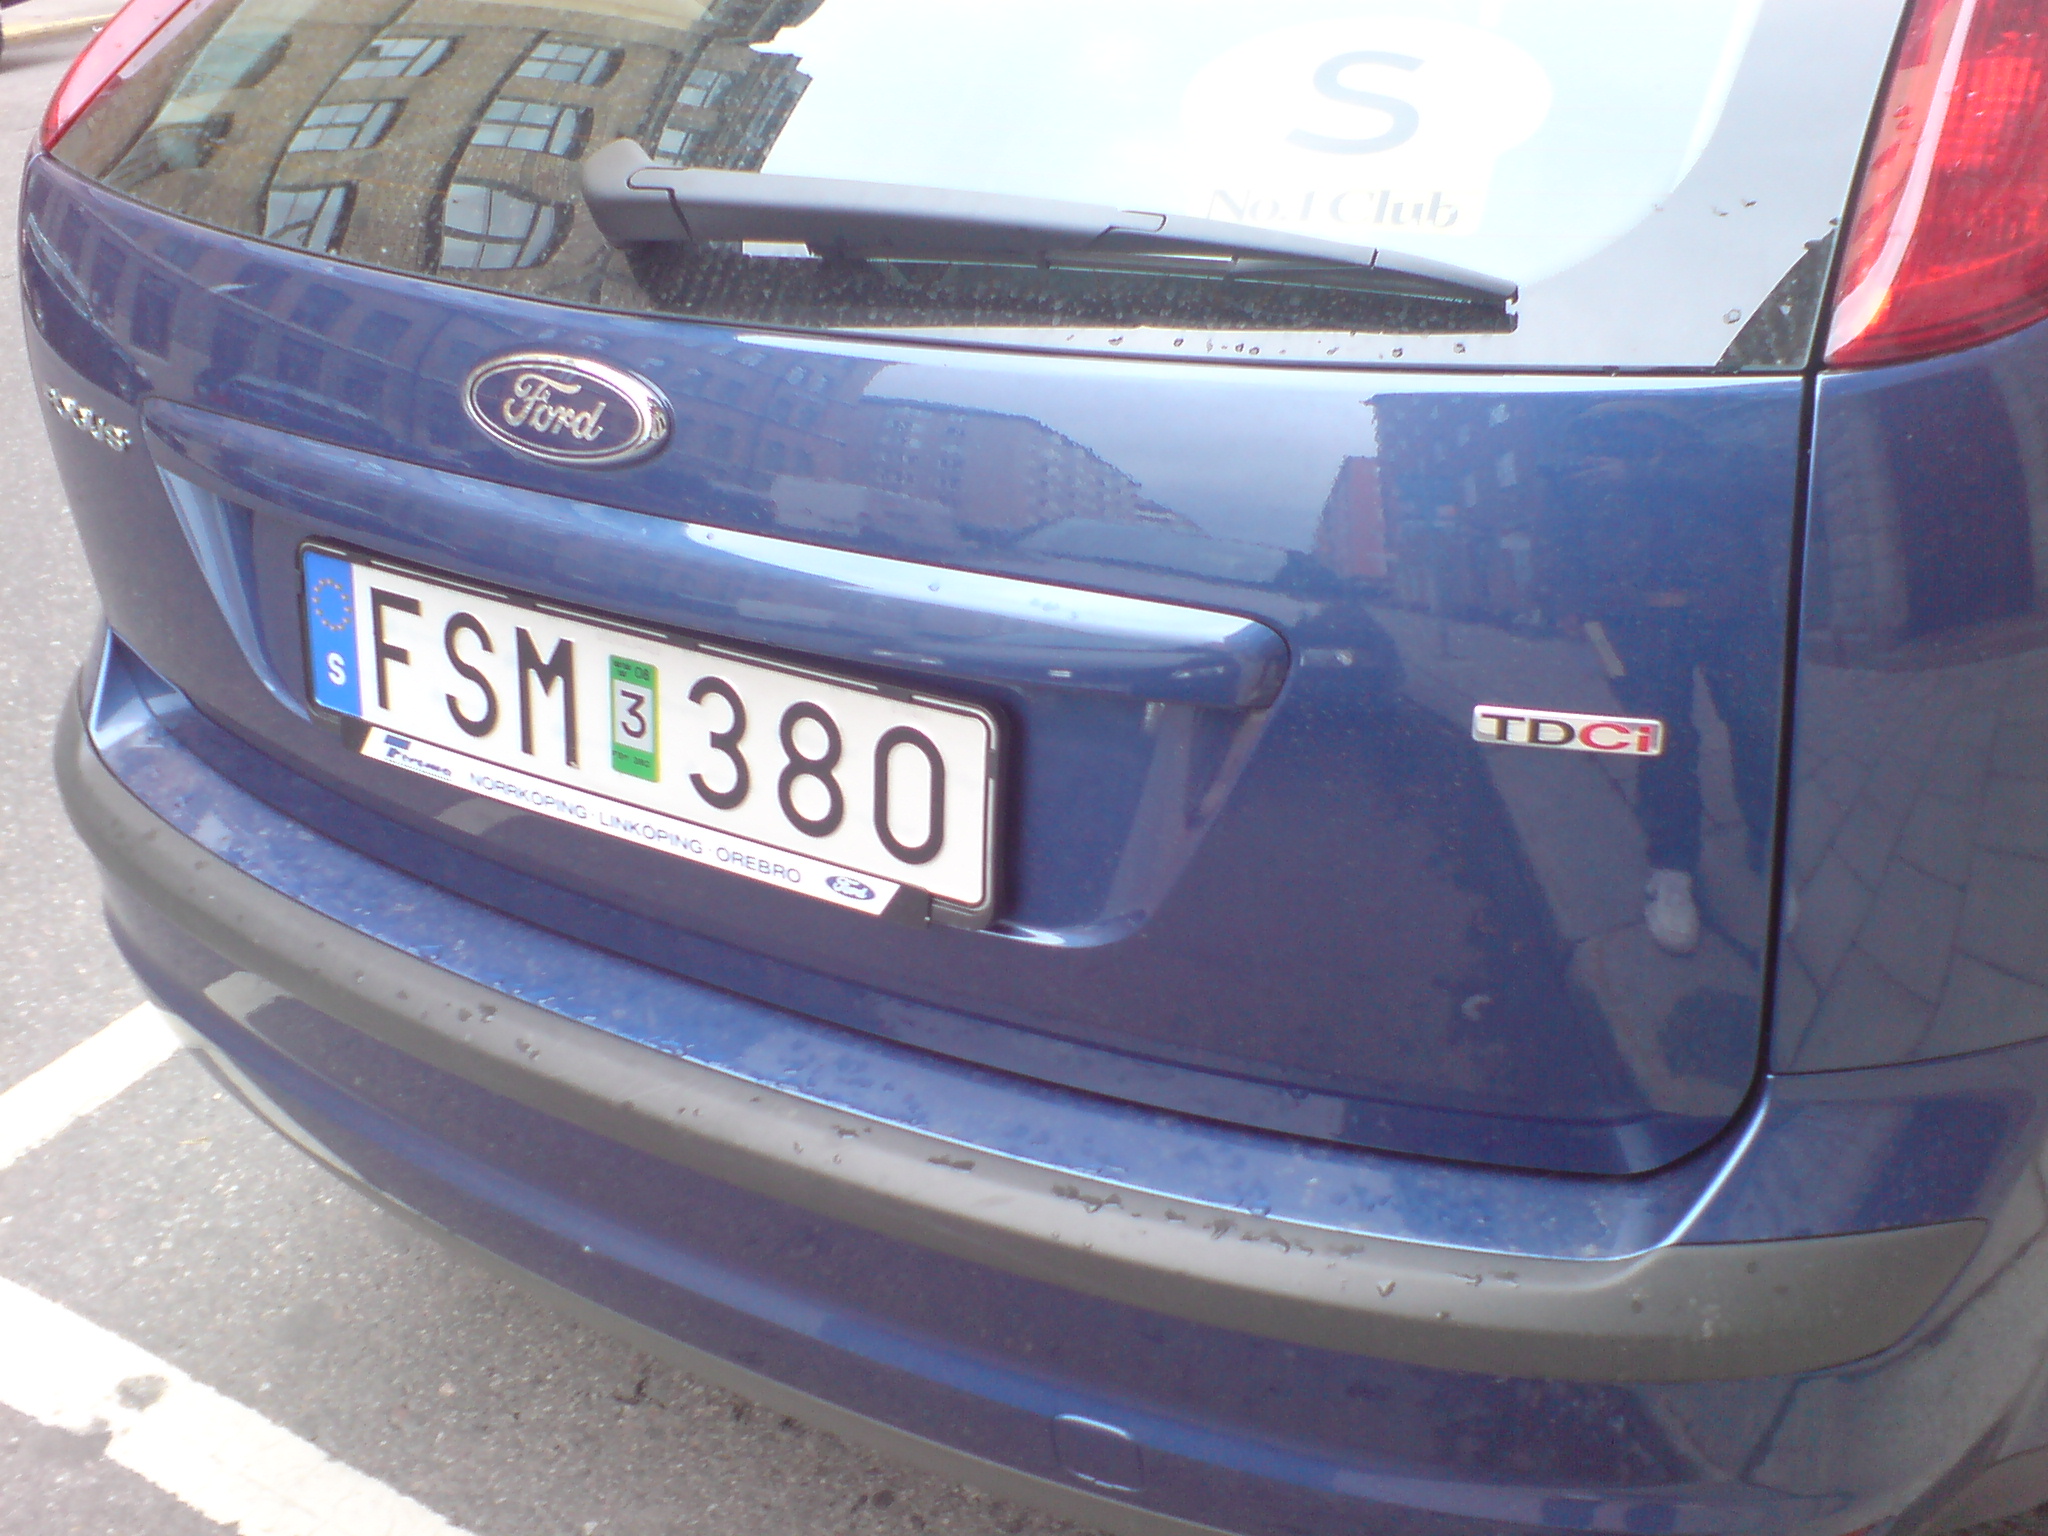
[169,1019,1242,1536]
[56,683,1983,1383]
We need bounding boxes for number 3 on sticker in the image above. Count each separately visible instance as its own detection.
[610,656,658,782]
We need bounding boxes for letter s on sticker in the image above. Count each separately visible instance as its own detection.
[1289,51,1422,154]
[325,652,347,686]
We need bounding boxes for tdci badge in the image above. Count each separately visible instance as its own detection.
[1471,706,1664,756]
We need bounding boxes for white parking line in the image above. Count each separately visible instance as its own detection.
[0,1003,477,1534]
[0,1273,474,1535]
[0,1003,180,1172]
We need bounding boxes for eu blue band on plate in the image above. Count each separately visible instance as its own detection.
[303,551,362,717]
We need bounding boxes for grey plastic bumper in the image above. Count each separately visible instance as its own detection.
[58,701,1982,1384]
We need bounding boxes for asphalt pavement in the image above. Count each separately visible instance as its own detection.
[0,18,1087,1536]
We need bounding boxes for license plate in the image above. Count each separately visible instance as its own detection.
[300,546,999,921]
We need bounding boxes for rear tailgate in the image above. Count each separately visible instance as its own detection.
[28,0,1906,1173]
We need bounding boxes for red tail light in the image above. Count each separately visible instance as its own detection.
[40,0,205,151]
[1827,0,2048,366]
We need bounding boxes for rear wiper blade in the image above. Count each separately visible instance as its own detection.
[581,139,1515,306]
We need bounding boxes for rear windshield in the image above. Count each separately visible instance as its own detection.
[52,0,1905,370]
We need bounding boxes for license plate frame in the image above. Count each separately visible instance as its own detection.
[298,542,1002,927]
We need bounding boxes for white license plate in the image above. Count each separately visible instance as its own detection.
[301,546,999,920]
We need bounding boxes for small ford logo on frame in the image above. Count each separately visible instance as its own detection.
[462,352,671,467]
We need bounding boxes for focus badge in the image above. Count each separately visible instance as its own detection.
[463,352,671,467]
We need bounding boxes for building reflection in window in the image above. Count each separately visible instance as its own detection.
[263,184,354,252]
[340,36,453,80]
[656,124,698,162]
[103,18,288,189]
[179,30,289,93]
[288,100,400,153]
[674,65,729,108]
[655,70,725,162]
[470,98,590,158]
[107,116,233,188]
[515,38,619,86]
[437,183,565,269]
[69,0,827,294]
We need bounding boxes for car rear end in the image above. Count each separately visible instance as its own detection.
[29,0,2048,1531]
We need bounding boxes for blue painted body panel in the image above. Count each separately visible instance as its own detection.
[1774,320,2048,1078]
[150,405,1292,714]
[85,632,2048,1536]
[24,157,1808,1175]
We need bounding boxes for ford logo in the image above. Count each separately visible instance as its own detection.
[826,875,877,901]
[462,352,671,467]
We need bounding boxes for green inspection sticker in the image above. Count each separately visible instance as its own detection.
[609,656,658,781]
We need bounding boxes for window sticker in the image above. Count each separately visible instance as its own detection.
[757,0,1766,290]
[1175,17,1552,245]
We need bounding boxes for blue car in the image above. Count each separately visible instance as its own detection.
[27,0,2048,1529]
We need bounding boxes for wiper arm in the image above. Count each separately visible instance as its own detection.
[581,139,1515,305]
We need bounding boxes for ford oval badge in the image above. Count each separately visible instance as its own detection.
[826,875,877,902]
[463,352,671,467]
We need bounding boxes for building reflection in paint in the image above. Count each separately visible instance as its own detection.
[1350,389,1795,1103]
